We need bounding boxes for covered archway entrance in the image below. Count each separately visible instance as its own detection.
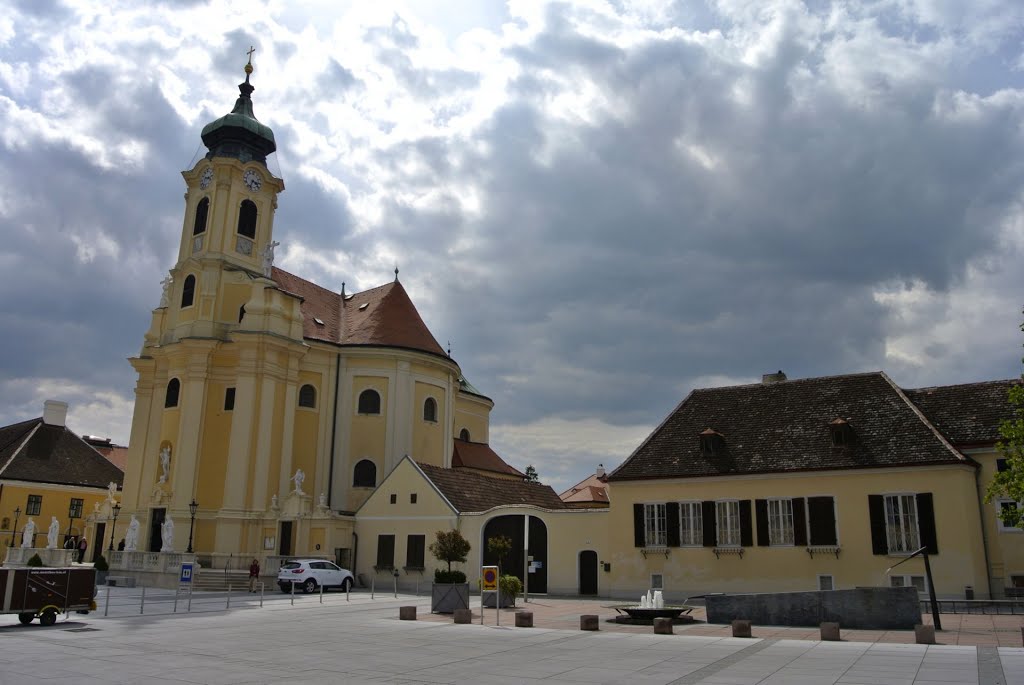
[482,515,547,594]
[579,550,598,595]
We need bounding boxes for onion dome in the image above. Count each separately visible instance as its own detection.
[201,59,276,164]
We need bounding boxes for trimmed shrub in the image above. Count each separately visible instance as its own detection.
[434,569,467,584]
[26,553,44,567]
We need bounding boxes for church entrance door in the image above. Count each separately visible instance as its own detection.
[279,521,293,556]
[579,550,598,595]
[149,508,165,553]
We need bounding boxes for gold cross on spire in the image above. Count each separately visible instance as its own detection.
[246,45,256,63]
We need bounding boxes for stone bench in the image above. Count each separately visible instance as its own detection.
[107,576,136,588]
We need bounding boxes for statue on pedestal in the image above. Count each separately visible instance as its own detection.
[270,494,279,511]
[46,516,59,549]
[21,518,36,548]
[158,446,171,484]
[159,275,173,308]
[292,468,305,495]
[160,516,175,552]
[261,240,280,277]
[124,515,140,551]
[108,481,118,502]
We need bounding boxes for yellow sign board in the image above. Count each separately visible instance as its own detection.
[481,565,498,592]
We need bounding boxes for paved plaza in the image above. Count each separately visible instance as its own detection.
[0,589,1022,684]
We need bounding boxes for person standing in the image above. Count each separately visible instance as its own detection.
[77,536,88,563]
[248,558,260,593]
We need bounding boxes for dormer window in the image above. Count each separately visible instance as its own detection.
[699,428,725,456]
[829,418,853,447]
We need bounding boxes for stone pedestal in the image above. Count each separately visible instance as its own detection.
[399,606,416,621]
[653,617,674,635]
[914,624,936,644]
[453,609,472,624]
[105,551,198,589]
[820,622,840,641]
[3,547,75,567]
[732,619,752,638]
[580,614,599,631]
[515,611,533,628]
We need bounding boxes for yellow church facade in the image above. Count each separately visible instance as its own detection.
[117,63,495,570]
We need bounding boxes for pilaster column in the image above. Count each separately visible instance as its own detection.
[392,361,413,468]
[171,341,217,511]
[222,345,259,512]
[250,373,280,510]
[123,359,156,511]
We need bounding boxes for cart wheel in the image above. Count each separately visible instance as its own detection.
[17,612,34,625]
[39,609,57,627]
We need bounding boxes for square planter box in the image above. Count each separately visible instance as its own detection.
[431,583,470,613]
[481,590,515,608]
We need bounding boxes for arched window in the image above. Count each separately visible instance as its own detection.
[358,389,381,414]
[353,459,377,487]
[459,428,470,441]
[237,200,257,239]
[192,197,209,235]
[298,384,317,408]
[165,378,181,408]
[181,274,196,308]
[423,397,437,422]
[1,518,9,530]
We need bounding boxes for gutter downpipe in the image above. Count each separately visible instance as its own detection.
[973,462,994,599]
[327,353,341,509]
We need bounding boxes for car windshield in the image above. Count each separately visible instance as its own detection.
[282,562,301,570]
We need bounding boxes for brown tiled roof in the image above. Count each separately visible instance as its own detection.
[417,462,565,512]
[82,436,129,470]
[451,439,525,478]
[905,379,1020,446]
[271,267,447,358]
[0,418,124,488]
[609,372,967,482]
[558,473,609,504]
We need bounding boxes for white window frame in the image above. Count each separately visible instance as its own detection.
[996,500,1023,532]
[767,498,795,546]
[883,493,920,554]
[644,503,667,547]
[818,574,834,591]
[679,501,703,546]
[889,574,928,595]
[716,500,741,547]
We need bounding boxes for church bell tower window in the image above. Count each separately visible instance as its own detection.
[181,275,196,308]
[238,200,257,239]
[193,198,210,235]
[165,379,181,408]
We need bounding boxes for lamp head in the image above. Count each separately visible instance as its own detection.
[189,499,198,516]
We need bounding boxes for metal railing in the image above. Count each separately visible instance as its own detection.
[921,598,1024,615]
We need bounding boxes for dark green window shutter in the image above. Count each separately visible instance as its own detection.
[702,501,716,547]
[633,504,644,547]
[868,495,888,555]
[807,496,837,546]
[755,499,769,546]
[916,493,938,555]
[739,500,753,547]
[376,534,395,568]
[792,497,808,547]
[666,502,680,547]
[406,535,425,568]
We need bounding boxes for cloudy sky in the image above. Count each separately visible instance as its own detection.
[2,0,1024,492]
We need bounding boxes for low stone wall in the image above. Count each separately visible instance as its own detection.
[3,548,75,567]
[705,587,921,630]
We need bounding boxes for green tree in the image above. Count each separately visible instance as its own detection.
[524,465,539,482]
[986,311,1024,528]
[429,529,471,573]
[486,534,512,573]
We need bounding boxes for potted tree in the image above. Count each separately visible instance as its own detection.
[429,529,471,613]
[482,535,515,608]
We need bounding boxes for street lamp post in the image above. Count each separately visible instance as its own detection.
[10,507,20,548]
[108,503,121,552]
[187,499,198,553]
[66,501,79,549]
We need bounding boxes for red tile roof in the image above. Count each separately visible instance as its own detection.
[417,462,565,512]
[271,268,447,358]
[559,473,609,505]
[452,439,525,478]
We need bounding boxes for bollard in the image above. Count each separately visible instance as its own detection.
[346,582,350,602]
[515,611,533,628]
[291,580,295,606]
[399,606,417,621]
[732,619,752,638]
[1021,626,1024,647]
[653,617,673,635]
[104,586,110,617]
[260,581,264,608]
[140,586,146,615]
[820,622,840,641]
[914,624,936,645]
[580,615,599,631]
[393,571,398,599]
[227,584,231,609]
[371,574,375,599]
[174,588,178,613]
[454,609,472,624]
[320,582,324,604]
[187,584,193,612]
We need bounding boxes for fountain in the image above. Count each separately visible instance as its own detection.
[613,589,696,625]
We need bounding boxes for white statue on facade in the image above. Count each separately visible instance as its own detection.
[160,516,175,552]
[292,468,305,495]
[21,518,36,548]
[159,275,173,308]
[108,481,118,502]
[270,494,279,510]
[46,516,60,549]
[261,240,280,277]
[158,446,171,484]
[124,515,140,551]
[319,492,327,508]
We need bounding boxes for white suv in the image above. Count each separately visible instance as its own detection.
[277,559,354,594]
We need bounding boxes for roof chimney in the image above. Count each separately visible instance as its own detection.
[762,370,787,384]
[595,464,606,479]
[43,400,68,427]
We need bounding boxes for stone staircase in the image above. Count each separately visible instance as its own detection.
[192,569,253,592]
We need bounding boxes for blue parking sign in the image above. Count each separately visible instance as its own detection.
[179,562,193,583]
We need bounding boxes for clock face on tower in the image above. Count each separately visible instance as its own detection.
[199,167,214,189]
[243,169,262,192]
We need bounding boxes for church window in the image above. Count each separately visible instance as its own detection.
[165,378,181,408]
[181,275,196,308]
[26,495,42,516]
[237,200,257,239]
[298,384,317,408]
[423,397,437,422]
[224,387,235,411]
[358,389,381,415]
[459,428,470,441]
[353,460,377,488]
[193,198,210,235]
[0,518,8,530]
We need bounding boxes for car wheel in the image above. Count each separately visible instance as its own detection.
[303,578,317,594]
[341,577,352,592]
[39,609,57,627]
[17,612,34,625]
